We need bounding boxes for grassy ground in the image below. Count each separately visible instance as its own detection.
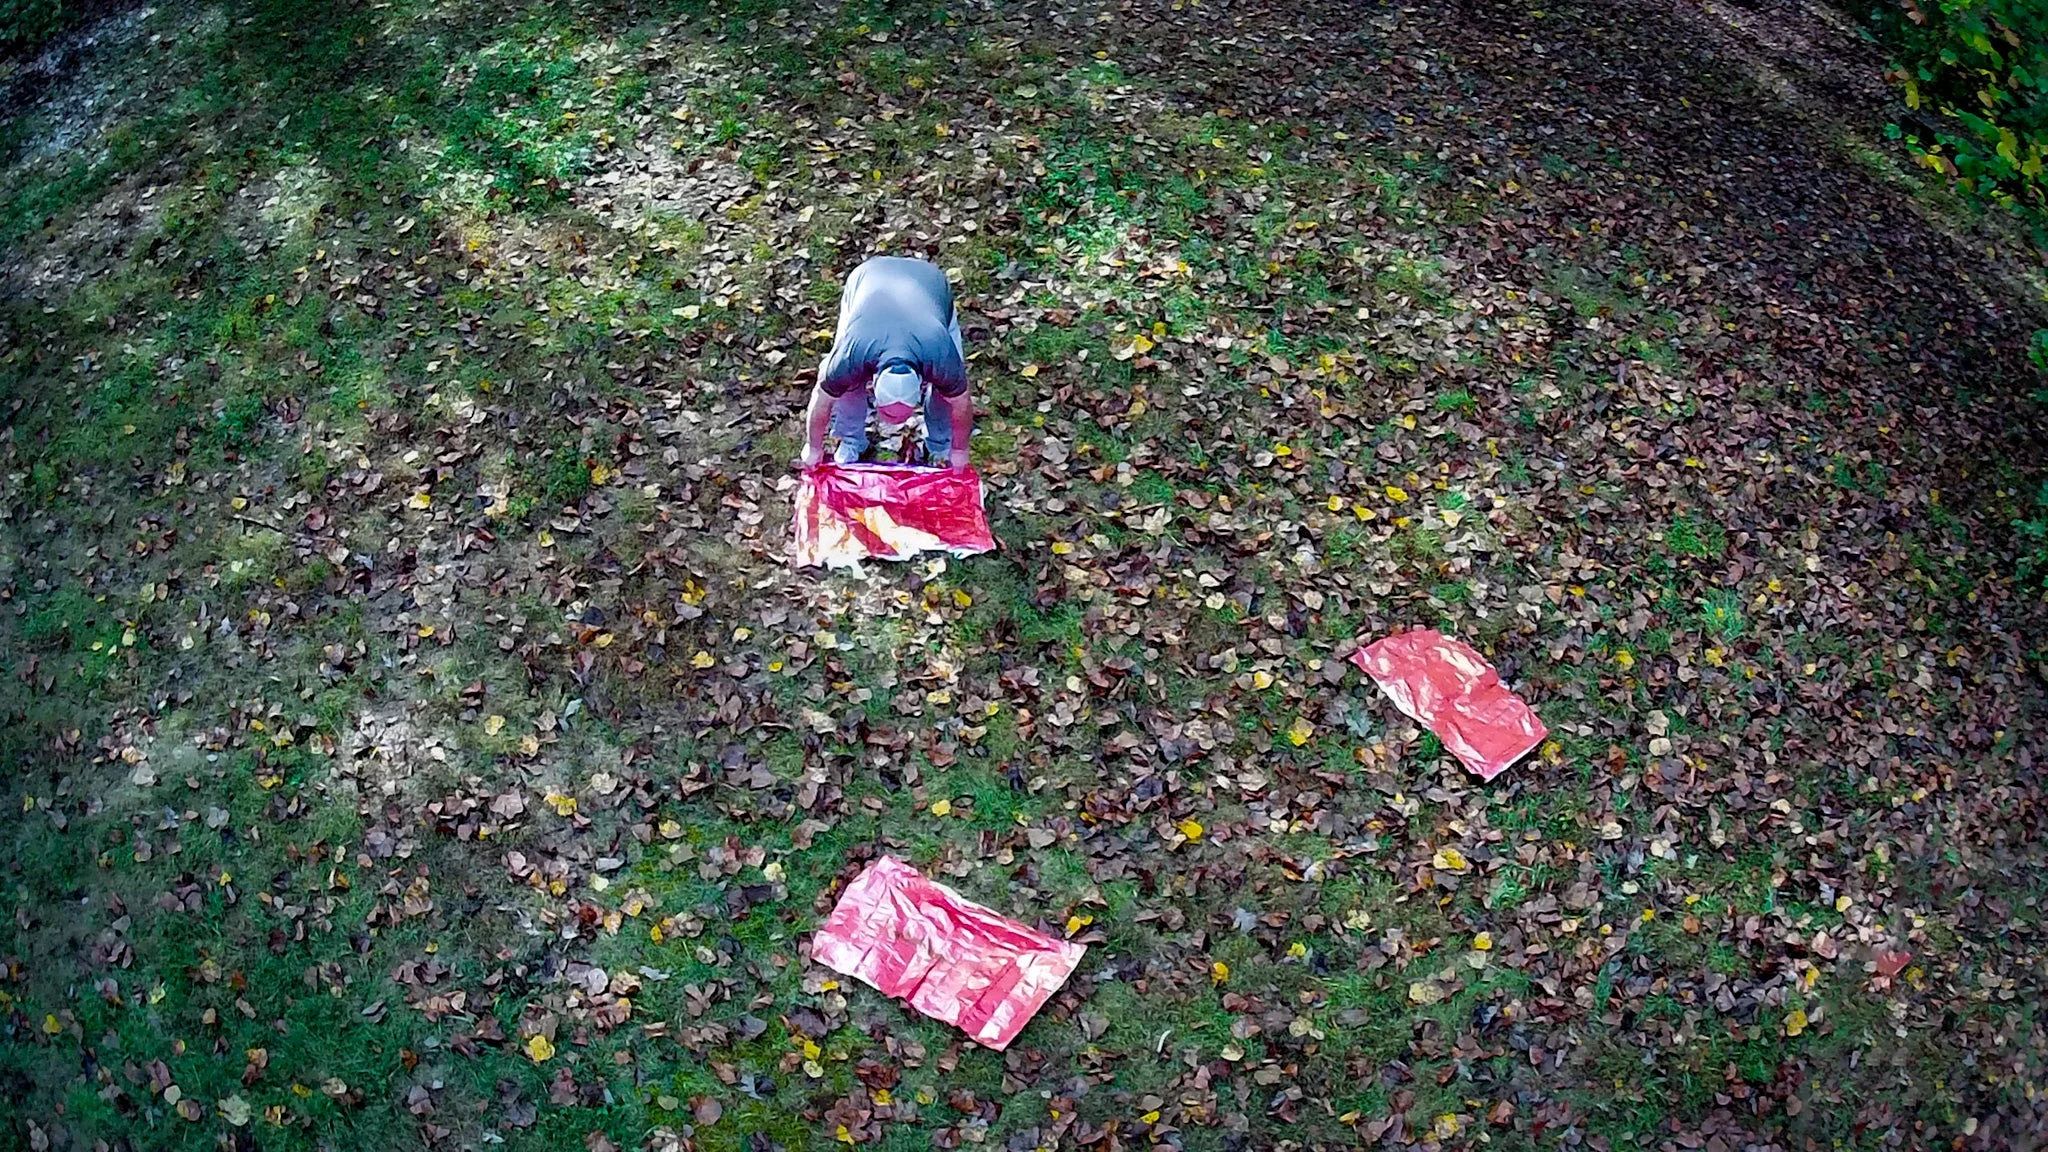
[3,0,2047,1148]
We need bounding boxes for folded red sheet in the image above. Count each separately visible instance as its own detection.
[1350,629,1546,781]
[810,856,1085,1051]
[792,463,996,567]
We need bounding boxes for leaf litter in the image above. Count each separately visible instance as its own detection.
[0,0,2045,1146]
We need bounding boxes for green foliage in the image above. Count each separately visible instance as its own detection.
[2018,481,2048,590]
[1871,0,2048,223]
[1665,512,1727,559]
[1697,588,1748,641]
[1,0,67,51]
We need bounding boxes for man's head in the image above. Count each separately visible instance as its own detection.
[874,364,923,431]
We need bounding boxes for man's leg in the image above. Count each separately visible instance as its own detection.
[923,390,951,461]
[830,388,870,463]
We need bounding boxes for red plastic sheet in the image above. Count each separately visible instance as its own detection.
[811,856,1085,1051]
[792,463,996,567]
[1350,629,1546,781]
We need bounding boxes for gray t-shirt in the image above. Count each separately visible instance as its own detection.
[818,256,968,399]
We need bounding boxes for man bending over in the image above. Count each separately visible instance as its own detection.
[799,255,973,470]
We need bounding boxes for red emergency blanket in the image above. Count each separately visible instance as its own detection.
[1350,629,1546,781]
[792,463,996,567]
[810,856,1085,1051]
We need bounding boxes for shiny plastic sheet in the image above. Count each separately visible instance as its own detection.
[811,856,1085,1051]
[793,463,996,568]
[1351,629,1546,781]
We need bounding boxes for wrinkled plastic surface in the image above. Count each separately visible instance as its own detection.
[793,463,996,568]
[811,856,1084,1050]
[1351,629,1546,781]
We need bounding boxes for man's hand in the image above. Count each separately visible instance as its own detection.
[948,448,971,472]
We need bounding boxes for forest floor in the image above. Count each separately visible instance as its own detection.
[3,0,2048,1148]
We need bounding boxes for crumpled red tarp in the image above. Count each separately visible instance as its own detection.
[792,463,996,567]
[1350,629,1546,781]
[811,856,1085,1051]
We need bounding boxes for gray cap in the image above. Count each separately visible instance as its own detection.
[874,364,922,429]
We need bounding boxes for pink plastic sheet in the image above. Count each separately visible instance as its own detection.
[811,856,1085,1051]
[1350,629,1546,781]
[792,463,996,568]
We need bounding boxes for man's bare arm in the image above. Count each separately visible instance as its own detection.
[945,389,974,469]
[801,383,836,466]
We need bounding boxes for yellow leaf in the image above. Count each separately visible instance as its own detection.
[691,650,715,669]
[407,492,432,510]
[1140,1109,1162,1124]
[1385,485,1409,502]
[952,589,972,608]
[1835,895,1852,913]
[1210,961,1230,985]
[1019,364,1040,378]
[544,792,577,817]
[1287,716,1314,746]
[1065,914,1092,934]
[43,1014,61,1035]
[1176,818,1204,842]
[1614,649,1635,670]
[1286,941,1307,958]
[1408,980,1445,1004]
[1327,495,1344,512]
[590,464,613,486]
[1473,931,1493,951]
[1784,1008,1808,1038]
[1251,670,1275,690]
[1432,848,1470,873]
[930,799,952,817]
[1434,1114,1461,1140]
[801,1038,821,1060]
[519,734,541,756]
[1131,333,1154,354]
[484,715,506,736]
[1051,541,1073,555]
[525,1034,555,1063]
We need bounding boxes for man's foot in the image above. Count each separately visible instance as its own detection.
[833,444,863,465]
